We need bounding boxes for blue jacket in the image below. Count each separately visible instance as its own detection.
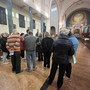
[68,35,79,56]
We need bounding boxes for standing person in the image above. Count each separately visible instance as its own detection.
[41,32,53,68]
[20,33,25,59]
[35,29,39,37]
[6,30,22,74]
[48,29,74,90]
[36,33,43,61]
[24,31,37,72]
[0,34,2,50]
[24,29,29,37]
[1,32,9,64]
[65,30,79,79]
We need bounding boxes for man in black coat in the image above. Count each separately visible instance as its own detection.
[48,29,74,90]
[41,32,53,68]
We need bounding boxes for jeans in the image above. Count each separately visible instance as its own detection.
[26,51,36,70]
[2,52,8,63]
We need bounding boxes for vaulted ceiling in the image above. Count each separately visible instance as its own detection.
[1,0,90,20]
[50,0,90,23]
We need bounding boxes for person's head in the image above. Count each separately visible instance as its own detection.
[44,32,49,37]
[28,31,33,35]
[20,33,24,36]
[12,30,19,35]
[59,28,70,36]
[2,32,8,37]
[26,29,29,34]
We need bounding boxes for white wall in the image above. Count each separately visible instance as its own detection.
[0,1,41,35]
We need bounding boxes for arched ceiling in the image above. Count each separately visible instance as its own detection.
[57,0,90,20]
[51,0,90,27]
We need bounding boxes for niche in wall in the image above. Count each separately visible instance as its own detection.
[19,14,25,28]
[50,26,56,35]
[0,6,7,25]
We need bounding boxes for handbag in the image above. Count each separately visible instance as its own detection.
[69,55,76,64]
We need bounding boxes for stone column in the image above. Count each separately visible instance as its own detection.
[41,14,44,32]
[29,7,33,31]
[6,0,13,34]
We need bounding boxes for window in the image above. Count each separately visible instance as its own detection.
[19,14,25,28]
[0,6,7,25]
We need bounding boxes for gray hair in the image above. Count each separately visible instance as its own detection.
[12,30,19,35]
[60,28,70,35]
[44,32,49,37]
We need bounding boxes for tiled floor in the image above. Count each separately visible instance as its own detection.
[0,41,90,90]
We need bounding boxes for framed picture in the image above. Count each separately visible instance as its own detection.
[0,6,7,25]
[19,14,25,28]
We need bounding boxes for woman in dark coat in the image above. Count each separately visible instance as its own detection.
[36,33,43,61]
[1,33,9,64]
[41,32,53,68]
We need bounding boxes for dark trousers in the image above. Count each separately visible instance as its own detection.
[65,63,72,78]
[49,62,67,88]
[38,52,43,61]
[21,50,24,58]
[44,52,51,68]
[11,52,21,74]
[7,52,10,59]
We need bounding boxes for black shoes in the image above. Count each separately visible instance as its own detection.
[16,70,23,74]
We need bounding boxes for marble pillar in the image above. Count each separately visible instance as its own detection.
[29,7,33,32]
[41,14,44,32]
[6,0,13,34]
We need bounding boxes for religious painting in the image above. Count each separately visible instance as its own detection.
[71,11,86,25]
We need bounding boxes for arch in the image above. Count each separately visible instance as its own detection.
[50,0,59,34]
[66,8,90,20]
[66,8,90,27]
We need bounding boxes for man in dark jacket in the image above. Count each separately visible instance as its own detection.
[24,31,37,71]
[48,29,74,90]
[41,32,53,68]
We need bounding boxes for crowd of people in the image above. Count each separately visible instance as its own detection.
[0,28,79,90]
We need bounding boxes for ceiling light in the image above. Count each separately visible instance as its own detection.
[23,0,27,2]
[36,6,41,12]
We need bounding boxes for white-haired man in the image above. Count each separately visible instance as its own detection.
[6,30,22,74]
[48,29,74,90]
